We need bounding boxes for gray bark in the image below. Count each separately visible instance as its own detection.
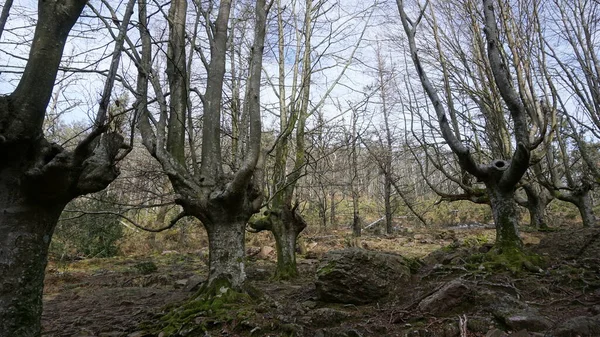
[330,191,337,230]
[0,199,63,336]
[574,186,596,228]
[396,0,532,250]
[271,206,307,278]
[0,1,131,334]
[206,220,247,288]
[136,0,269,290]
[488,185,523,250]
[522,184,551,229]
[166,0,188,165]
[0,0,13,40]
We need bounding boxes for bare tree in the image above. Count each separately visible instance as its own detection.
[248,0,372,278]
[134,0,271,292]
[395,0,546,253]
[0,0,134,334]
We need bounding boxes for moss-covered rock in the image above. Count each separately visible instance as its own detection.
[315,249,411,304]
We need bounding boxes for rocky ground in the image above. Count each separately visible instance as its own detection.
[41,227,600,337]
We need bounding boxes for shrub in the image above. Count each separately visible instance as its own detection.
[50,192,123,260]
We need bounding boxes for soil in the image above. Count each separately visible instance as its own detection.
[41,226,600,337]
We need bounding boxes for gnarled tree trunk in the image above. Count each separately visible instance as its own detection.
[0,190,63,335]
[0,1,133,334]
[521,184,552,229]
[271,205,307,279]
[574,187,596,228]
[205,220,247,289]
[487,185,523,250]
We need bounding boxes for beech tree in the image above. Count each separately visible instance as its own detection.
[0,0,134,335]
[134,0,271,291]
[539,0,600,227]
[395,0,548,253]
[248,0,373,277]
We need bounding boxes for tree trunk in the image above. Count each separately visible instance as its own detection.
[574,189,596,228]
[205,220,247,290]
[318,199,327,232]
[270,205,307,279]
[273,223,297,278]
[330,191,337,230]
[523,185,549,229]
[0,189,64,336]
[527,199,548,230]
[352,198,361,238]
[487,186,523,251]
[384,174,393,234]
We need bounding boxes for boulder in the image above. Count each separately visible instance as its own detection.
[488,291,552,332]
[258,246,275,259]
[418,279,472,315]
[315,249,411,304]
[310,308,352,327]
[552,315,600,337]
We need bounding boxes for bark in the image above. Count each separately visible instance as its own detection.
[384,173,393,234]
[249,205,306,279]
[522,184,551,229]
[205,220,247,289]
[136,0,269,291]
[396,0,531,252]
[330,191,337,230]
[0,196,63,336]
[549,182,596,228]
[574,188,596,228]
[271,206,307,279]
[165,0,188,165]
[0,1,131,334]
[352,199,361,238]
[0,0,13,40]
[487,185,523,250]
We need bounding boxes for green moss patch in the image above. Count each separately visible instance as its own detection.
[143,279,257,336]
[478,247,545,273]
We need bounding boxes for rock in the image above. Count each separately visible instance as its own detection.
[552,314,600,337]
[485,291,552,332]
[184,274,204,292]
[494,308,552,332]
[418,279,472,315]
[302,300,318,309]
[174,279,188,288]
[467,316,494,333]
[510,330,530,337]
[315,249,411,304]
[310,308,352,327]
[485,329,508,337]
[258,246,275,259]
[246,267,271,281]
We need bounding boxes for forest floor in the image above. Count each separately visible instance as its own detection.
[41,225,600,337]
